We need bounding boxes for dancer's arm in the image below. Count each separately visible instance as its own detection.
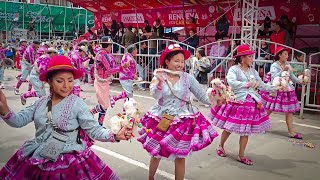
[0,90,36,128]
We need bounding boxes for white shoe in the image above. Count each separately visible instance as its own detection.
[0,84,4,89]
[14,89,20,95]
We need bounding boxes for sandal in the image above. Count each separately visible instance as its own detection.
[216,146,227,157]
[288,133,303,139]
[20,95,26,105]
[238,156,253,166]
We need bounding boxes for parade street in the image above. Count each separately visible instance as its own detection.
[1,69,320,180]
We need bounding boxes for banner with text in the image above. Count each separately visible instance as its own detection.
[94,0,319,28]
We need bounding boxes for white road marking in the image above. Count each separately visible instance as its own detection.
[279,120,320,130]
[110,90,154,99]
[91,145,188,180]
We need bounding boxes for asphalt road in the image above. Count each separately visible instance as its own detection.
[1,69,320,180]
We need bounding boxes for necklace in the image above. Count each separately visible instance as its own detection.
[167,74,179,80]
[277,61,286,70]
[239,65,255,82]
[239,64,249,72]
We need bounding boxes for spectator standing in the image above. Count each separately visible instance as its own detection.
[215,14,229,40]
[122,26,136,48]
[28,22,36,39]
[154,18,164,38]
[88,29,97,41]
[270,21,290,55]
[103,23,110,36]
[258,16,273,36]
[117,22,125,44]
[110,20,118,41]
[144,20,151,33]
[186,17,197,36]
[186,29,199,54]
[280,15,294,37]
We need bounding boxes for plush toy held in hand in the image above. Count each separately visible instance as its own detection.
[225,86,237,102]
[206,78,228,106]
[110,98,142,135]
[110,114,130,134]
[272,71,290,91]
[124,98,138,118]
[298,69,311,84]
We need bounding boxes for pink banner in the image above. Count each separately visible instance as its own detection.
[94,0,319,28]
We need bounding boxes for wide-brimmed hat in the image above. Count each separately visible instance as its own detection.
[39,55,83,82]
[44,41,51,46]
[33,40,41,45]
[79,46,88,54]
[46,47,58,53]
[274,46,290,58]
[159,44,191,67]
[100,36,113,44]
[79,39,89,44]
[233,44,255,58]
[19,39,27,44]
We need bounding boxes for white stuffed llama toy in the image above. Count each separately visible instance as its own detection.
[298,69,311,84]
[206,78,228,106]
[110,98,142,135]
[272,71,290,91]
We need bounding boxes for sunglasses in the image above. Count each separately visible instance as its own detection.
[168,44,181,50]
[48,52,57,54]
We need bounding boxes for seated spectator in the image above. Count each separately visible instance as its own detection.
[255,41,271,74]
[291,52,305,76]
[209,37,227,69]
[193,48,211,107]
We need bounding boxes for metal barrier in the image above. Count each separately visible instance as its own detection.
[93,37,320,117]
[88,38,317,117]
[198,38,306,82]
[129,39,196,83]
[300,52,320,115]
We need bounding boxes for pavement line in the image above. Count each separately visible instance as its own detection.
[110,90,154,99]
[91,145,188,180]
[279,120,320,130]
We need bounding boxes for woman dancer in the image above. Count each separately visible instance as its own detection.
[260,46,305,139]
[0,55,132,179]
[210,44,277,165]
[138,44,218,180]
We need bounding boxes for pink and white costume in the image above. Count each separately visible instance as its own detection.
[69,51,87,97]
[119,52,137,98]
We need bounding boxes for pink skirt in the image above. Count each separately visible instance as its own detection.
[209,95,271,136]
[94,79,111,109]
[0,147,119,180]
[137,112,218,159]
[260,90,300,113]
